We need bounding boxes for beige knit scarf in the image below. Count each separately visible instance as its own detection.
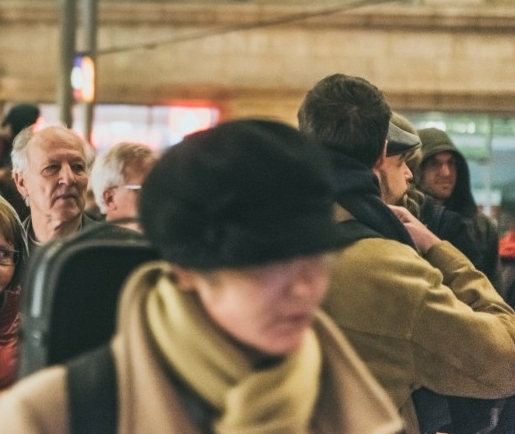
[145,274,322,434]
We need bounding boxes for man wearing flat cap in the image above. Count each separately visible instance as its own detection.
[375,121,420,206]
[298,73,515,434]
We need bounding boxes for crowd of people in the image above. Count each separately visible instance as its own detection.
[0,72,513,434]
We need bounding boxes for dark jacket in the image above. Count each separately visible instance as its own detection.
[417,128,500,288]
[23,213,100,254]
[419,196,482,270]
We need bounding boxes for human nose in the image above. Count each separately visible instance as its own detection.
[439,163,452,177]
[404,163,413,182]
[289,258,327,299]
[59,164,76,185]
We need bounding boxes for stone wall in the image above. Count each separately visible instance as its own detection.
[1,1,515,125]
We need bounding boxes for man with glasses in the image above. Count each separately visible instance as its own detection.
[11,126,96,253]
[90,142,157,232]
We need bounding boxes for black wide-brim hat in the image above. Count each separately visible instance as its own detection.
[139,118,348,269]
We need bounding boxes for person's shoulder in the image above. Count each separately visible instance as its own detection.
[472,212,500,242]
[0,366,68,432]
[343,235,419,258]
[335,236,430,281]
[475,211,497,228]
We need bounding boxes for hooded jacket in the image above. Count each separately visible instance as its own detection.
[323,149,515,434]
[417,127,500,288]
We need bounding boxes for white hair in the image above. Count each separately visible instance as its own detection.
[11,125,95,175]
[89,142,155,214]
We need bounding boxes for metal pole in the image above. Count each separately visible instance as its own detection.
[82,0,98,144]
[58,0,76,128]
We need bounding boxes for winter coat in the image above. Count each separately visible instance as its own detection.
[0,286,21,391]
[324,234,515,429]
[419,195,482,269]
[0,262,404,434]
[325,149,515,434]
[417,128,500,287]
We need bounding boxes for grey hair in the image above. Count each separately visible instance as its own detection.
[11,125,95,175]
[89,142,156,214]
[10,127,34,175]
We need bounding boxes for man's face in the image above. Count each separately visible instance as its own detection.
[419,151,457,201]
[105,157,155,222]
[14,130,89,225]
[376,154,413,205]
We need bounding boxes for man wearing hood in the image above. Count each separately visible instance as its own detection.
[417,127,500,290]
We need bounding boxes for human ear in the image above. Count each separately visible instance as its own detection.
[373,140,388,172]
[13,172,28,199]
[103,188,117,211]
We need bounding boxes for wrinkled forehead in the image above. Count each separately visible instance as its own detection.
[28,127,86,159]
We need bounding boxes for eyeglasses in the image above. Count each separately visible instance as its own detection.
[121,184,141,191]
[0,248,19,266]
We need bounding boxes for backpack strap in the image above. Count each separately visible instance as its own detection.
[66,345,118,434]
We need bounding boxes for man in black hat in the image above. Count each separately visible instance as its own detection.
[0,118,403,434]
[1,103,40,167]
[0,104,39,220]
[298,73,515,434]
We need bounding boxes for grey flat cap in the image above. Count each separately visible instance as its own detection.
[386,122,421,157]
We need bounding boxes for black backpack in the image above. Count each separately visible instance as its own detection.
[18,222,160,378]
[67,345,117,434]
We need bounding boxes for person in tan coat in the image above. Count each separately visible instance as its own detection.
[0,119,404,434]
[297,73,515,434]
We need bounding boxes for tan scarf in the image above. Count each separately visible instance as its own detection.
[145,274,321,434]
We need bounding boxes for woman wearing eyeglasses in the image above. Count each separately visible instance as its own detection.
[0,195,28,391]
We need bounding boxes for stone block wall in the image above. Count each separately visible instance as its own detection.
[1,1,515,124]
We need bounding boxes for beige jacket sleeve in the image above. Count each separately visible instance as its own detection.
[0,366,68,434]
[413,240,515,396]
[325,239,515,408]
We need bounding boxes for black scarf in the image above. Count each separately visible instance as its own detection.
[325,149,415,249]
[326,149,458,432]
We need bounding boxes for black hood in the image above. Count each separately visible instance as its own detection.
[417,128,477,217]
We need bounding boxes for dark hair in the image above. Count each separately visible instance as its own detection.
[298,73,391,168]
